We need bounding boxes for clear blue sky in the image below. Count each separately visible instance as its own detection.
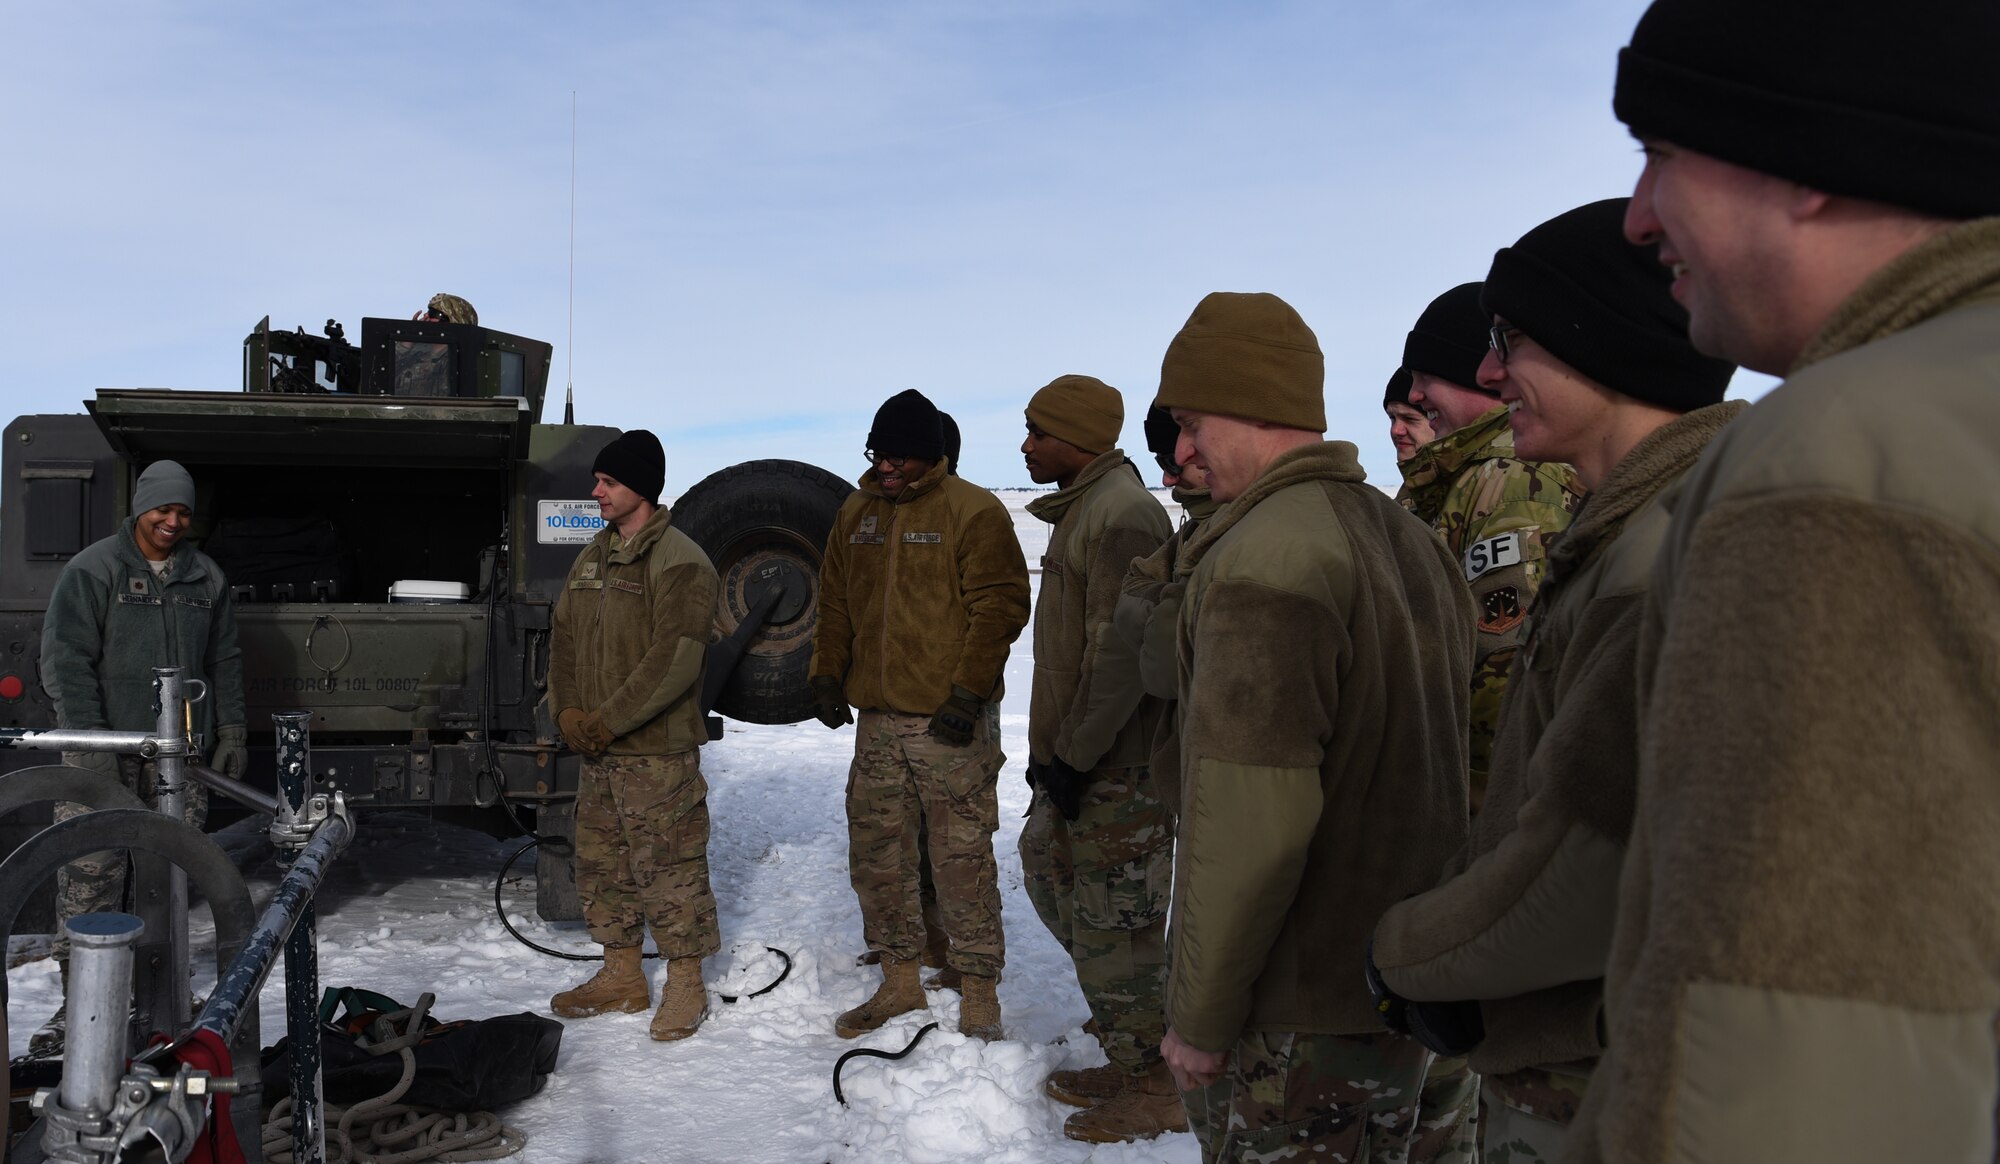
[1,0,1754,491]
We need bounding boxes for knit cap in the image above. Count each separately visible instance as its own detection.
[1402,283,1494,395]
[866,390,946,462]
[1383,368,1414,408]
[591,429,666,504]
[1155,292,1325,432]
[1142,404,1180,472]
[1614,0,2000,218]
[132,460,196,516]
[1026,375,1124,454]
[1482,198,1734,411]
[940,412,962,475]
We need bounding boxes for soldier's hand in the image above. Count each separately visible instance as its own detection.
[927,686,983,747]
[1045,756,1089,822]
[214,724,249,781]
[1161,1027,1226,1091]
[557,707,602,757]
[810,676,853,730]
[576,711,615,756]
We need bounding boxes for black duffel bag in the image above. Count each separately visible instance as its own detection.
[260,987,561,1112]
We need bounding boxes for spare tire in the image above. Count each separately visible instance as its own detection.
[672,459,854,724]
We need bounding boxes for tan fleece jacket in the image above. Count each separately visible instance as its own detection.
[809,459,1031,716]
[1026,450,1172,770]
[1166,442,1474,1051]
[1573,219,2000,1164]
[548,505,718,755]
[1371,401,1744,1086]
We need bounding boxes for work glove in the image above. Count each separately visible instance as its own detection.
[927,685,984,748]
[557,707,607,757]
[810,676,853,730]
[1364,939,1484,1057]
[214,723,249,781]
[1042,756,1089,822]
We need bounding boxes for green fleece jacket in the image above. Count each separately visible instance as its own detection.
[41,517,245,738]
[548,505,718,756]
[1574,219,2000,1164]
[810,459,1030,715]
[1371,401,1744,1087]
[1026,450,1171,770]
[1166,442,1474,1051]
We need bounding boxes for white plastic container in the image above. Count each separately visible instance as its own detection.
[388,580,471,605]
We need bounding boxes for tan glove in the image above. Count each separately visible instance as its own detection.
[557,707,601,757]
[214,724,249,781]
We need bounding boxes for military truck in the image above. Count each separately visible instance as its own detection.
[0,312,850,919]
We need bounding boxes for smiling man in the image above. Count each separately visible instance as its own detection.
[1568,2,2000,1161]
[1368,198,1738,1164]
[547,428,723,1042]
[1397,283,1584,819]
[1152,291,1475,1161]
[810,389,1030,1043]
[39,459,245,1056]
[1383,368,1435,463]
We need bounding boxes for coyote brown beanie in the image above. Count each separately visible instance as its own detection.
[1156,292,1326,432]
[1614,0,2000,218]
[866,389,946,462]
[132,460,197,516]
[1483,198,1734,412]
[1026,375,1124,455]
[1403,282,1495,395]
[1383,367,1415,408]
[591,429,666,504]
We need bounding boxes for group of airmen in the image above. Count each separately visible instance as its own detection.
[546,1,2000,1160]
[38,1,2000,1160]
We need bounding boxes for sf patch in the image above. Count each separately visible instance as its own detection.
[1462,532,1523,582]
[1480,586,1524,635]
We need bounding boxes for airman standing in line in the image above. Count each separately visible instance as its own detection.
[546,429,723,1042]
[1572,2,2000,1159]
[1383,368,1437,463]
[1153,292,1475,1161]
[1014,376,1178,1142]
[1369,198,1739,1163]
[810,389,1031,1042]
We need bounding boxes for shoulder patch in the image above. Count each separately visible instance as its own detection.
[1479,586,1524,635]
[1462,532,1523,582]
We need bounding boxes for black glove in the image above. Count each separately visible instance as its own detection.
[810,676,853,730]
[1364,939,1484,1057]
[1043,756,1089,822]
[927,685,983,747]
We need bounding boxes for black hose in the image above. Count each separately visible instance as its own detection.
[493,837,793,1004]
[832,1022,939,1106]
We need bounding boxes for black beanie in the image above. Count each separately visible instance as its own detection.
[1143,404,1180,472]
[592,429,665,504]
[1383,368,1414,408]
[867,390,945,462]
[1614,0,2000,219]
[1482,198,1735,411]
[940,412,962,475]
[1403,283,1494,395]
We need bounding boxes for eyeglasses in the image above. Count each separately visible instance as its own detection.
[1488,323,1523,364]
[863,449,910,469]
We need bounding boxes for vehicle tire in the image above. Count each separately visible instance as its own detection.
[672,459,854,725]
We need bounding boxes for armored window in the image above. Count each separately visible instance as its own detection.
[23,461,92,559]
[393,340,454,397]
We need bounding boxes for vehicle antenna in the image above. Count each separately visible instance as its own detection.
[565,89,577,425]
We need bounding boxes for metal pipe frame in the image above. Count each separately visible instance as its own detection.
[0,728,163,755]
[57,913,145,1120]
[274,711,326,1164]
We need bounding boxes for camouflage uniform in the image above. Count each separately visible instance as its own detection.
[1019,766,1173,1072]
[575,751,719,957]
[847,709,1006,978]
[1182,1030,1434,1162]
[1482,1067,1586,1164]
[52,755,208,958]
[1397,405,1582,813]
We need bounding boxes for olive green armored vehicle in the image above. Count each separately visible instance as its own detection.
[0,313,849,919]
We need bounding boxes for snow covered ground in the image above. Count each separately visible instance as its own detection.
[7,490,1202,1163]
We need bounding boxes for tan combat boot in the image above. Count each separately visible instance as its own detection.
[958,974,1002,1041]
[650,957,707,1041]
[835,957,927,1038]
[1045,1061,1128,1107]
[1063,1061,1189,1143]
[550,945,650,1018]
